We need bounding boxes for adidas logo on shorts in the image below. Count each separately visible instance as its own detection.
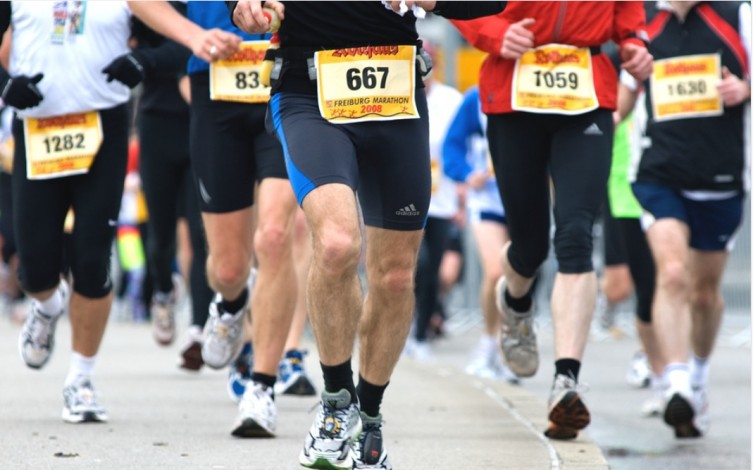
[395,204,420,216]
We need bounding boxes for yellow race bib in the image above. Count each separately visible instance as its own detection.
[315,45,419,123]
[650,53,722,122]
[512,44,598,115]
[430,159,440,194]
[210,40,271,104]
[24,111,102,180]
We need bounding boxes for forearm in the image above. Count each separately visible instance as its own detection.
[432,1,506,20]
[128,1,204,53]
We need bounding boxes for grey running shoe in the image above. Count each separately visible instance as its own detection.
[201,295,247,369]
[352,412,392,469]
[152,292,177,346]
[495,277,539,377]
[626,351,651,388]
[231,381,276,438]
[545,374,590,440]
[299,389,362,470]
[62,377,108,423]
[19,280,69,369]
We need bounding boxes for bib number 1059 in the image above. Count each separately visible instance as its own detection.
[533,71,579,90]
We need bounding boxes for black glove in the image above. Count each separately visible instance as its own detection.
[1,73,44,110]
[102,52,146,88]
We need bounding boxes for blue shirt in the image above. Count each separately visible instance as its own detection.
[186,1,269,75]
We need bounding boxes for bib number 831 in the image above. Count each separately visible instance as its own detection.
[346,67,389,91]
[236,71,261,90]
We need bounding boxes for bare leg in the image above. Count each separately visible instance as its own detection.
[359,226,423,385]
[471,221,509,335]
[551,272,596,360]
[284,208,312,352]
[70,292,112,356]
[688,250,727,359]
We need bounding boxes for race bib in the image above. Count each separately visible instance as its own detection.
[431,159,440,194]
[512,44,599,115]
[210,41,271,104]
[315,45,419,123]
[24,111,102,180]
[650,54,722,122]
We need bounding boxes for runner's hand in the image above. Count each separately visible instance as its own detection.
[501,18,535,59]
[102,53,146,88]
[233,1,285,34]
[387,1,437,13]
[1,73,44,110]
[192,28,242,63]
[718,66,751,107]
[620,43,653,82]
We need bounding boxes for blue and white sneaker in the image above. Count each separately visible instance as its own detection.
[352,412,392,469]
[227,342,253,403]
[276,349,317,396]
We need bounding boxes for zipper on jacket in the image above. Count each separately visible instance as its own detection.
[552,1,567,43]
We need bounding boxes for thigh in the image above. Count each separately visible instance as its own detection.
[70,104,130,296]
[357,89,431,232]
[11,117,69,291]
[190,73,256,214]
[268,92,358,206]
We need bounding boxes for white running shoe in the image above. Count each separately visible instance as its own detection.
[62,377,108,423]
[19,279,69,369]
[663,384,701,438]
[299,389,361,470]
[231,381,276,438]
[626,351,651,388]
[465,338,520,384]
[201,295,247,369]
[495,277,538,377]
[151,292,177,347]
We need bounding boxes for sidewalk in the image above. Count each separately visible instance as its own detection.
[0,315,607,469]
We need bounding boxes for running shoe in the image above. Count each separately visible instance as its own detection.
[276,349,317,396]
[352,412,391,469]
[626,351,651,388]
[664,386,702,438]
[19,279,69,369]
[62,377,108,423]
[495,277,538,377]
[228,342,254,403]
[544,374,591,440]
[692,385,710,436]
[465,338,520,384]
[299,389,361,470]
[201,294,247,369]
[178,326,204,371]
[231,381,276,438]
[151,290,177,346]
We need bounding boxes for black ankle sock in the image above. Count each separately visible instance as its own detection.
[505,289,532,313]
[252,372,276,396]
[356,375,388,418]
[221,288,248,314]
[555,358,581,382]
[321,360,357,404]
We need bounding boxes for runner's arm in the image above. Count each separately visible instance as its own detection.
[430,1,506,20]
[443,91,482,183]
[129,2,192,79]
[451,15,510,57]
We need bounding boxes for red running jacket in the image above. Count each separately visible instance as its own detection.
[452,1,648,114]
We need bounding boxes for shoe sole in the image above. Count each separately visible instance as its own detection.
[231,418,275,438]
[545,391,591,440]
[62,410,108,424]
[300,456,353,470]
[280,376,317,396]
[179,346,204,371]
[663,393,701,438]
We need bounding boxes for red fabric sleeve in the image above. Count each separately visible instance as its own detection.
[451,16,509,57]
[612,1,649,50]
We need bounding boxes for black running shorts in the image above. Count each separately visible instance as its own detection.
[189,72,287,214]
[267,91,431,231]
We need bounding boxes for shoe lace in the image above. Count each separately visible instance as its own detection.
[26,311,53,347]
[67,380,100,408]
[317,402,355,439]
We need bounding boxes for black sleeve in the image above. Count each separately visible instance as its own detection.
[131,2,191,79]
[431,1,506,20]
[226,1,239,26]
[0,2,11,85]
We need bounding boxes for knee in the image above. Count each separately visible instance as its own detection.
[210,255,250,289]
[373,263,416,297]
[690,286,722,313]
[657,260,687,295]
[553,221,594,273]
[313,226,361,277]
[254,220,293,265]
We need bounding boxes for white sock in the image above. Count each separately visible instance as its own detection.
[650,373,666,391]
[689,354,710,388]
[663,362,690,395]
[480,334,496,350]
[35,285,64,317]
[65,352,96,386]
